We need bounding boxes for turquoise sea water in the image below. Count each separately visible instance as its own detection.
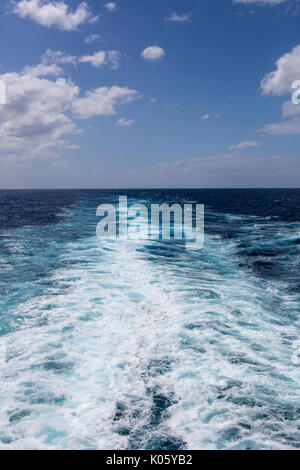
[0,189,299,449]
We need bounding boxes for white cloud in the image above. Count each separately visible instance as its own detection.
[79,51,105,68]
[116,118,134,127]
[104,2,117,12]
[165,12,192,23]
[259,44,300,134]
[50,158,70,170]
[141,46,165,62]
[72,86,139,119]
[259,101,300,134]
[85,34,101,44]
[260,119,300,134]
[21,62,63,77]
[26,48,121,73]
[233,0,285,5]
[79,50,121,69]
[201,113,222,120]
[0,65,79,164]
[0,58,139,164]
[261,44,300,96]
[229,141,261,150]
[282,99,300,117]
[129,152,300,187]
[12,0,95,31]
[41,49,77,66]
[41,49,121,70]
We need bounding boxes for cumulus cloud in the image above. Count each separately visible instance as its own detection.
[12,0,96,31]
[79,50,121,69]
[165,12,192,23]
[261,44,300,96]
[0,58,139,164]
[259,44,300,134]
[116,118,134,127]
[72,87,139,119]
[141,46,165,62]
[0,65,78,164]
[229,141,261,150]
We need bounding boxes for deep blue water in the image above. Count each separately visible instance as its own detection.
[0,189,299,449]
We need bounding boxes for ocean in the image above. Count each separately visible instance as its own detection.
[0,189,299,450]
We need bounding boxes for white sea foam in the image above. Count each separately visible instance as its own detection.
[0,214,299,449]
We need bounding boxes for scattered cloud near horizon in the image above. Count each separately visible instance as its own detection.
[128,152,300,188]
[229,141,261,150]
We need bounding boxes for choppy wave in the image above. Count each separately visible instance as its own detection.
[0,190,299,449]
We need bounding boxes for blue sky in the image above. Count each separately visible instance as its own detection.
[0,0,300,188]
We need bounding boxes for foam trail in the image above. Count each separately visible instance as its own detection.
[0,195,299,449]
